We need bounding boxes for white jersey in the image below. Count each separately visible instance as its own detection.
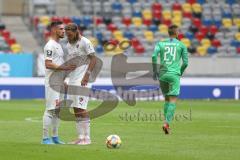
[66,36,95,84]
[44,39,65,86]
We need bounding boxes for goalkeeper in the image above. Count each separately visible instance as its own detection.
[152,25,188,134]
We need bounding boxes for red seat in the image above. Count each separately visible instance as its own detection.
[192,18,202,27]
[62,16,72,24]
[94,17,103,25]
[51,16,61,22]
[152,2,162,11]
[6,38,16,46]
[107,23,118,32]
[195,32,205,41]
[131,38,140,48]
[134,44,145,54]
[143,18,152,26]
[183,11,192,18]
[237,47,240,54]
[152,10,161,19]
[211,39,221,48]
[162,19,171,26]
[172,2,182,10]
[187,0,196,4]
[32,16,39,29]
[199,25,208,36]
[209,25,218,35]
[1,30,10,39]
[178,33,184,40]
[122,17,131,26]
[108,38,119,45]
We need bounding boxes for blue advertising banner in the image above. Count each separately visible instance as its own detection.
[0,54,34,77]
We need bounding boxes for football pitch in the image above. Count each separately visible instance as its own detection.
[0,100,239,160]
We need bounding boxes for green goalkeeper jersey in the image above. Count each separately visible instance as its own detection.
[152,38,188,76]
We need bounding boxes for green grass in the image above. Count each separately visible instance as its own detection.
[0,100,240,160]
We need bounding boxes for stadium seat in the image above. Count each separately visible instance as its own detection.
[185,32,195,40]
[209,25,218,35]
[211,39,221,48]
[207,46,217,54]
[6,38,16,46]
[89,37,98,47]
[162,19,172,26]
[107,23,118,32]
[51,16,61,22]
[112,1,122,12]
[201,38,211,48]
[113,30,123,40]
[122,17,132,26]
[1,30,10,39]
[195,32,205,41]
[94,17,103,25]
[134,44,145,55]
[132,17,142,27]
[62,16,72,24]
[131,37,141,48]
[10,43,22,53]
[149,24,158,33]
[231,40,240,48]
[235,32,240,41]
[152,10,162,19]
[142,19,152,26]
[172,2,182,10]
[132,11,142,17]
[40,16,50,26]
[182,3,192,13]
[197,46,207,56]
[152,2,162,11]
[187,0,196,5]
[236,47,240,54]
[159,24,168,34]
[71,16,81,25]
[199,25,208,36]
[173,11,182,19]
[202,18,212,26]
[192,18,202,27]
[144,31,154,42]
[162,10,172,20]
[233,18,240,27]
[181,38,191,48]
[172,17,182,26]
[222,18,232,28]
[96,45,104,53]
[192,3,202,13]
[142,9,152,20]
[124,31,134,39]
[183,11,192,18]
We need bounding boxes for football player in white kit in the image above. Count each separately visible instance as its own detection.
[42,21,76,144]
[65,23,97,145]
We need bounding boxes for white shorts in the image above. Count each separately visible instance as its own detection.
[66,83,91,110]
[45,85,65,110]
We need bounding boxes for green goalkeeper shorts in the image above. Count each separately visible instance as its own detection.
[159,74,180,96]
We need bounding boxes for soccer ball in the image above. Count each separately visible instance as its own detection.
[106,135,121,149]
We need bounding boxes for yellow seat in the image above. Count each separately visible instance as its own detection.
[233,18,240,28]
[172,17,182,26]
[201,38,211,48]
[144,31,154,42]
[132,17,142,27]
[172,10,182,19]
[104,44,122,56]
[222,18,232,29]
[159,24,168,34]
[181,38,191,48]
[142,9,152,20]
[40,16,50,26]
[11,44,22,53]
[162,10,172,20]
[113,30,123,40]
[89,37,98,47]
[182,3,192,12]
[235,32,240,41]
[197,46,207,56]
[192,3,202,13]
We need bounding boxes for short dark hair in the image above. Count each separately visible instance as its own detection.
[50,21,63,29]
[168,25,178,36]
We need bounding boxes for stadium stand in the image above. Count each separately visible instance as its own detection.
[0,22,22,53]
[26,0,240,56]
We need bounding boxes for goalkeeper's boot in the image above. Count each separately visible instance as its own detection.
[162,123,170,135]
[42,138,54,144]
[52,136,65,144]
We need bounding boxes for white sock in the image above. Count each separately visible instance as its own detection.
[83,117,90,140]
[76,117,84,139]
[42,110,52,139]
[51,109,60,137]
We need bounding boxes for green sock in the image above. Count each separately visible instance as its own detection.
[163,102,169,118]
[165,103,176,124]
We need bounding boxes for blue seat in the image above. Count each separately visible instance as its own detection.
[127,0,137,4]
[207,46,217,54]
[124,31,134,39]
[82,16,92,27]
[71,16,81,25]
[197,0,205,5]
[231,40,240,47]
[222,12,232,18]
[226,0,236,5]
[185,32,194,40]
[112,2,122,11]
[96,45,104,53]
[132,11,142,17]
[149,24,158,33]
[202,18,212,26]
[95,31,103,41]
[213,19,222,28]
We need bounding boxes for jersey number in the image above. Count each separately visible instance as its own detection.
[164,46,176,64]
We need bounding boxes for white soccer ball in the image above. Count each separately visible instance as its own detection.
[106,134,121,149]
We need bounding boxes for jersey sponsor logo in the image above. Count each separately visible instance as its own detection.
[46,50,53,57]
